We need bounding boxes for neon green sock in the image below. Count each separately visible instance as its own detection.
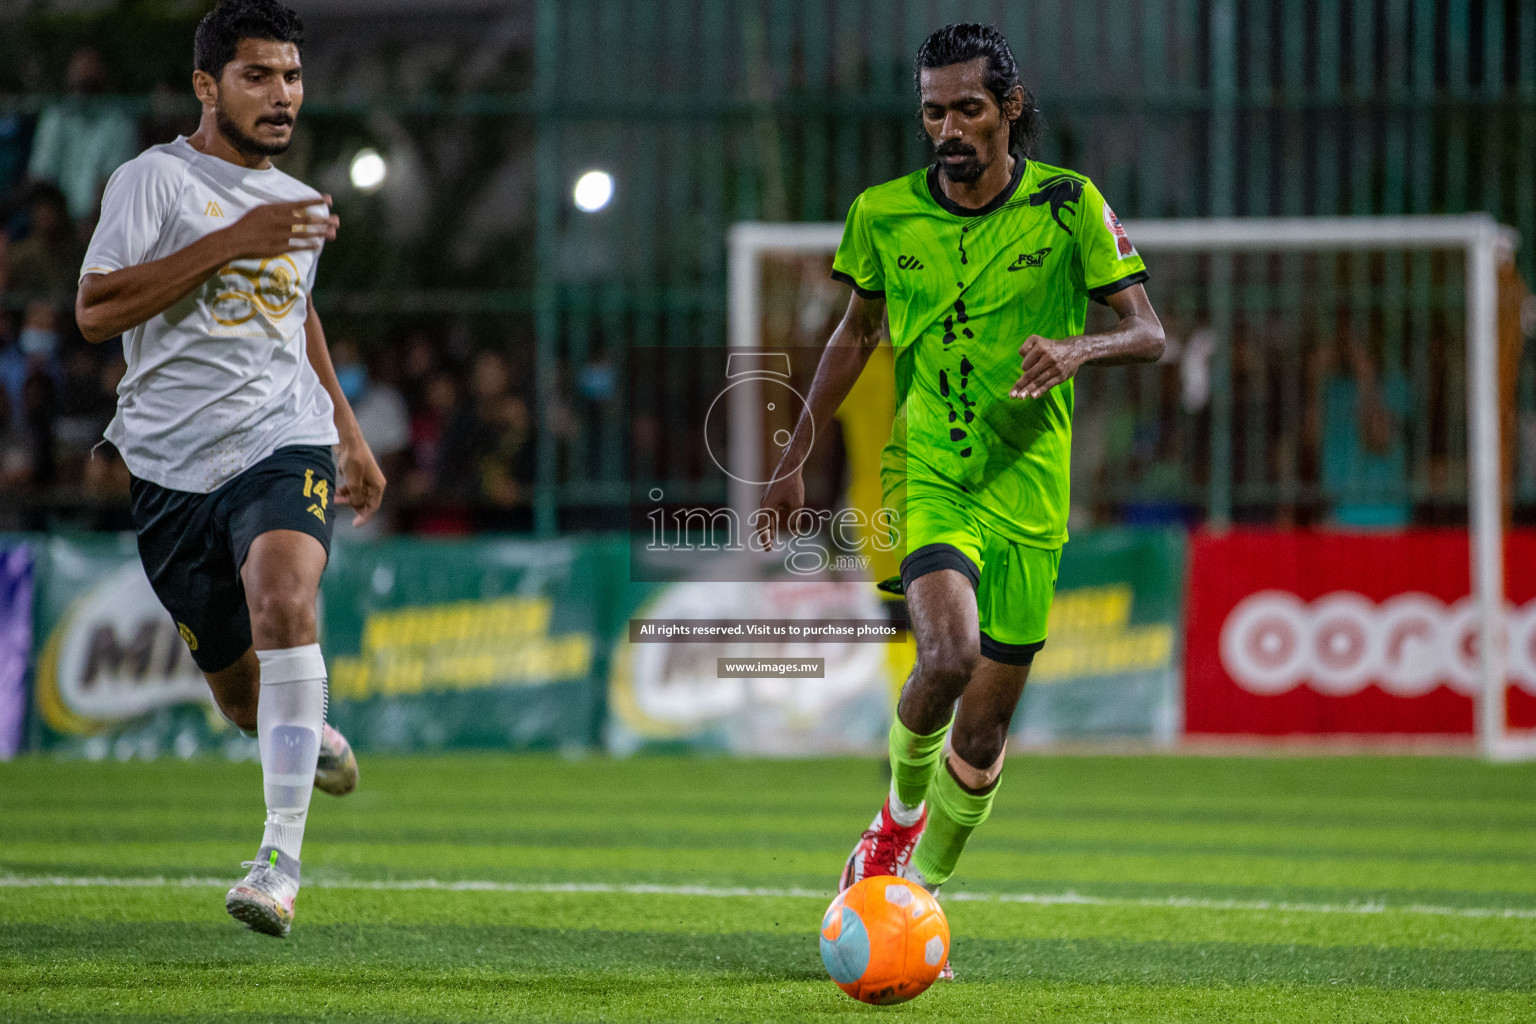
[911,761,999,886]
[887,712,951,811]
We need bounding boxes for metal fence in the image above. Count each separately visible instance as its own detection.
[2,0,1533,531]
[530,0,1535,532]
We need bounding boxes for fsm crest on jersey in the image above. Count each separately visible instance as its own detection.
[1103,203,1136,259]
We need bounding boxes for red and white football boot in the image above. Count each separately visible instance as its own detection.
[839,797,928,892]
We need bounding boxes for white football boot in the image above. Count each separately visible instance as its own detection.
[226,846,301,938]
[313,723,358,796]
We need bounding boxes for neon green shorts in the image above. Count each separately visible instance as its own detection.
[893,484,1061,665]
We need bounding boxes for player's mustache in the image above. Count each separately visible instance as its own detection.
[934,141,976,158]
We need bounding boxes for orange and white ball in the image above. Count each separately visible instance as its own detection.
[819,876,950,1004]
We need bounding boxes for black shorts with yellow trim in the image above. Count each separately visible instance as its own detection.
[128,444,336,674]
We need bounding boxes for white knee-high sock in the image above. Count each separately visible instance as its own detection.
[256,644,327,863]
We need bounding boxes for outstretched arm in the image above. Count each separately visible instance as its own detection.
[758,289,887,546]
[1010,283,1164,399]
[75,198,337,343]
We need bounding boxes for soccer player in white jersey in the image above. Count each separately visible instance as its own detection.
[74,0,385,938]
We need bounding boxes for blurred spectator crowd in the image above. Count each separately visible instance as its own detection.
[4,43,1531,535]
[0,47,537,534]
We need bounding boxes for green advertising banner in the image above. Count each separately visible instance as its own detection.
[25,534,624,756]
[1011,527,1186,744]
[604,571,898,757]
[21,528,1183,757]
[321,537,618,752]
[28,533,231,759]
[605,528,1186,753]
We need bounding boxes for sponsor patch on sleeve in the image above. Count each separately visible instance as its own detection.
[1103,203,1136,259]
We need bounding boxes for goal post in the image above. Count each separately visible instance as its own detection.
[727,215,1528,759]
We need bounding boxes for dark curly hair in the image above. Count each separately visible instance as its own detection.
[194,0,304,77]
[915,23,1043,158]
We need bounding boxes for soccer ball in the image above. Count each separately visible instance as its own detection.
[819,876,950,1004]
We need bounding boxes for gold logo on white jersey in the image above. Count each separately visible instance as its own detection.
[210,255,302,326]
[204,200,225,217]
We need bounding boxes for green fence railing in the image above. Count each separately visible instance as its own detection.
[527,0,1535,532]
[2,1,1532,530]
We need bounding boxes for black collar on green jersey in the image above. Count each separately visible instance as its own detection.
[925,155,1026,217]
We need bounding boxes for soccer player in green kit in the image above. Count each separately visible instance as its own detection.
[761,23,1164,976]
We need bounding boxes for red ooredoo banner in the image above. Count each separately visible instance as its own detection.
[1185,530,1536,735]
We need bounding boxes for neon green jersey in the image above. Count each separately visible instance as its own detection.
[832,158,1148,550]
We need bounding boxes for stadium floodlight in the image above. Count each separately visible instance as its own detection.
[349,148,387,192]
[728,215,1528,761]
[573,170,613,212]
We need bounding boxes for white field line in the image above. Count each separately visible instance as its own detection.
[3,873,1535,921]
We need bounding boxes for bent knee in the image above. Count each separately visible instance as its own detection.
[247,590,317,647]
[950,729,1007,777]
[916,635,980,693]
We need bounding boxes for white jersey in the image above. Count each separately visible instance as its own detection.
[81,136,338,493]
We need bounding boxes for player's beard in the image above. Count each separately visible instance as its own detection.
[934,140,986,184]
[216,104,293,159]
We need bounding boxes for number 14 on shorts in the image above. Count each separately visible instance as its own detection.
[303,468,330,523]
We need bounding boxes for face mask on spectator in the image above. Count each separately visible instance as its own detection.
[18,328,58,358]
[578,362,616,402]
[336,365,367,402]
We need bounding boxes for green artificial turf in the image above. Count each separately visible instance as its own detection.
[2,753,1534,1021]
